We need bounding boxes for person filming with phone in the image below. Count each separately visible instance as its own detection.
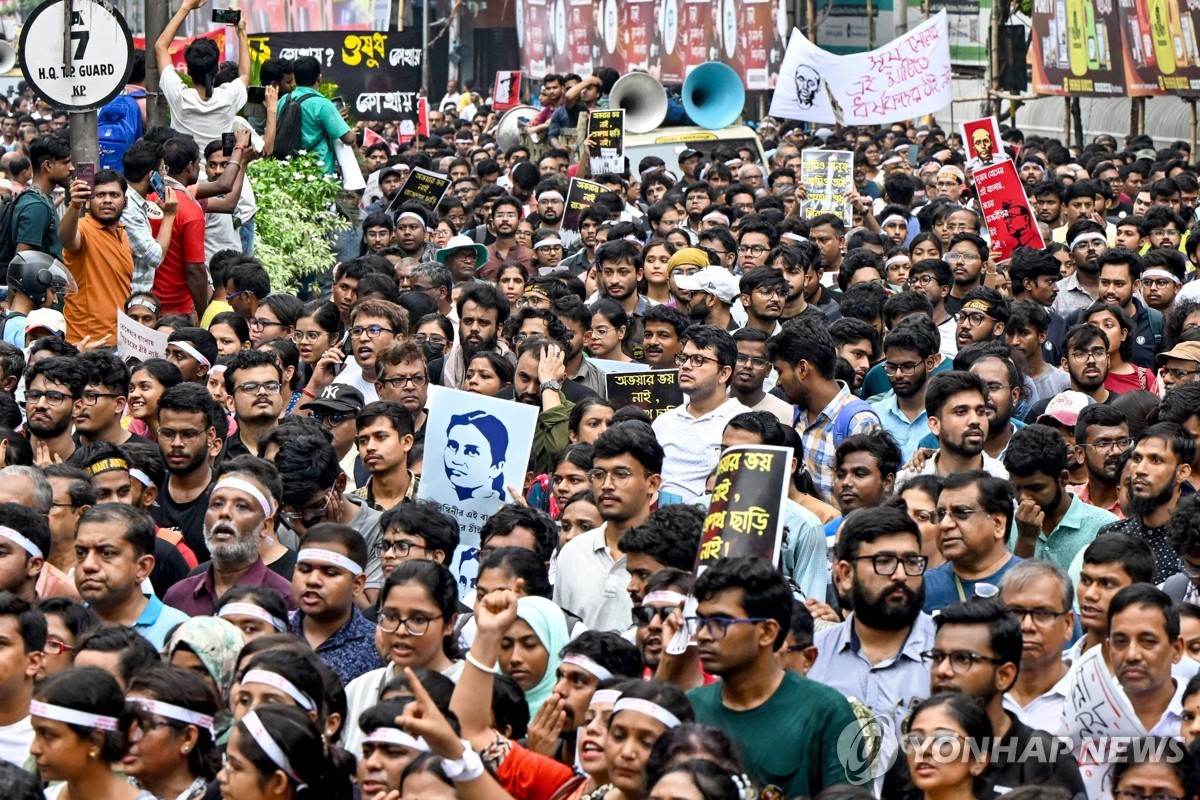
[60,167,132,344]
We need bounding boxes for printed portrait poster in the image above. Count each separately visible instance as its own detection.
[961,116,1009,174]
[606,369,684,420]
[971,160,1045,263]
[799,149,854,225]
[493,71,522,111]
[418,386,539,595]
[562,177,609,230]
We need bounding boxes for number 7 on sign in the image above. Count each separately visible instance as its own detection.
[70,29,89,59]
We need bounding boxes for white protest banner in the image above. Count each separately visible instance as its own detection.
[1060,644,1146,800]
[417,386,539,596]
[116,311,169,362]
[770,11,952,126]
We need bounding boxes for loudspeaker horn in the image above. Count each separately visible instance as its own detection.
[0,43,16,75]
[609,71,668,134]
[495,105,539,150]
[681,62,745,130]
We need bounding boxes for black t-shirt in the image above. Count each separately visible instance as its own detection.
[149,475,215,561]
[150,538,190,598]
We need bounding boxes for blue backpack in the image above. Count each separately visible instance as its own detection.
[97,89,145,173]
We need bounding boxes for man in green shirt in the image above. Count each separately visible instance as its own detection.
[277,55,358,176]
[13,135,73,259]
[680,556,864,797]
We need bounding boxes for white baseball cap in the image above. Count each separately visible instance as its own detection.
[672,267,741,305]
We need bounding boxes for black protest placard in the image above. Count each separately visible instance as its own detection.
[606,369,683,420]
[395,167,451,209]
[799,149,854,226]
[562,177,608,231]
[587,109,625,174]
[695,445,791,571]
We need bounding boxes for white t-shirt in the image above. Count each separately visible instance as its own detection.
[159,67,249,152]
[0,715,32,767]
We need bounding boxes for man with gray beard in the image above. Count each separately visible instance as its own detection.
[162,456,297,615]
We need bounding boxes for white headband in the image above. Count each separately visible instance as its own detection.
[1070,232,1107,249]
[0,526,42,559]
[589,689,621,708]
[562,653,613,681]
[130,698,214,733]
[243,711,305,786]
[397,212,425,225]
[30,700,118,731]
[240,670,316,711]
[538,190,564,202]
[209,364,227,375]
[612,698,682,729]
[127,296,159,311]
[363,727,430,751]
[702,211,731,225]
[168,340,211,368]
[298,548,364,577]
[781,232,808,243]
[215,477,273,518]
[1142,267,1182,285]
[534,237,563,249]
[219,602,287,632]
[129,469,153,488]
[642,591,687,606]
[880,215,908,228]
[885,255,910,268]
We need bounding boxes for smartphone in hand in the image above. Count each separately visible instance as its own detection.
[76,162,96,190]
[333,96,347,112]
[149,171,167,198]
[247,86,267,104]
[221,132,236,157]
[211,8,242,24]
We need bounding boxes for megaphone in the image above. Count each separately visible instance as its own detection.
[681,62,745,130]
[609,71,668,134]
[495,105,539,150]
[0,43,15,75]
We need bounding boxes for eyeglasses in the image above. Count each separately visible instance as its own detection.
[413,333,448,348]
[249,318,284,331]
[901,733,967,754]
[907,274,938,286]
[684,615,770,639]
[944,252,981,264]
[1114,791,1186,800]
[675,353,720,369]
[1151,228,1180,238]
[378,539,427,557]
[311,411,353,428]
[281,489,334,527]
[291,330,335,344]
[158,428,206,444]
[849,553,928,576]
[1081,437,1133,451]
[1006,606,1068,625]
[1142,278,1176,290]
[228,290,256,301]
[351,325,397,339]
[883,361,922,376]
[983,382,1011,394]
[919,649,1005,672]
[1069,348,1109,362]
[936,506,987,523]
[735,354,771,369]
[380,374,428,388]
[752,287,787,299]
[43,638,73,655]
[955,312,994,327]
[81,391,119,406]
[632,606,674,627]
[1163,367,1200,381]
[235,381,282,396]
[377,610,434,635]
[26,390,70,406]
[737,244,769,256]
[587,467,649,487]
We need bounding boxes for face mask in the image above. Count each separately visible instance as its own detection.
[421,342,444,362]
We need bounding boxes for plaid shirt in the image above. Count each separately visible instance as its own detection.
[800,381,880,503]
[122,186,163,293]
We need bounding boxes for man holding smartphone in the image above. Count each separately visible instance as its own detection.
[60,168,134,343]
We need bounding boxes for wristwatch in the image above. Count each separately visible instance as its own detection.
[542,379,562,393]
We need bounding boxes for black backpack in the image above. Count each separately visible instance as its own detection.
[273,92,322,160]
[0,190,42,267]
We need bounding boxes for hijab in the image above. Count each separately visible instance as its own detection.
[511,595,570,718]
[166,616,245,740]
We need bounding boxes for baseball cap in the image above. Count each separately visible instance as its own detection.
[1036,391,1094,427]
[678,148,702,162]
[302,384,366,415]
[672,267,741,304]
[1157,341,1200,365]
[1136,148,1158,161]
[26,308,64,336]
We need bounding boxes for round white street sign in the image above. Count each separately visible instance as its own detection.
[20,0,133,111]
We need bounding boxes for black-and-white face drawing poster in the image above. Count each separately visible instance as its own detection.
[418,386,539,596]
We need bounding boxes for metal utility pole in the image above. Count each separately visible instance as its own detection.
[144,0,168,128]
[422,0,430,92]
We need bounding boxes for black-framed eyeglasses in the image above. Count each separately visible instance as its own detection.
[378,539,427,557]
[1163,367,1200,381]
[882,361,922,376]
[236,381,282,396]
[1006,606,1068,625]
[377,610,434,635]
[919,649,1005,672]
[380,375,428,388]
[849,553,928,576]
[632,606,674,627]
[675,353,720,369]
[81,391,119,406]
[683,615,770,639]
[1069,348,1109,362]
[351,325,397,339]
[26,390,70,406]
[1081,437,1133,451]
[907,274,938,286]
[249,317,284,331]
[737,244,769,256]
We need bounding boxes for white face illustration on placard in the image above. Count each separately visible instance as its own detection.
[662,0,679,55]
[604,0,619,54]
[722,0,738,59]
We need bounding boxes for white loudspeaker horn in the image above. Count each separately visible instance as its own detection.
[609,71,669,134]
[495,105,539,150]
[682,61,745,130]
[0,43,16,75]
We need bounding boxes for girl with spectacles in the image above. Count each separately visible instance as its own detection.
[31,667,157,800]
[589,298,634,363]
[124,666,220,800]
[36,598,99,680]
[249,293,302,347]
[901,692,991,800]
[291,300,344,369]
[128,358,184,443]
[1083,302,1160,396]
[341,561,463,756]
[900,475,946,570]
[1108,736,1199,800]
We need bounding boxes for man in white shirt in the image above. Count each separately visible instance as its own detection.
[652,325,749,502]
[154,0,250,149]
[0,593,41,766]
[1000,560,1075,736]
